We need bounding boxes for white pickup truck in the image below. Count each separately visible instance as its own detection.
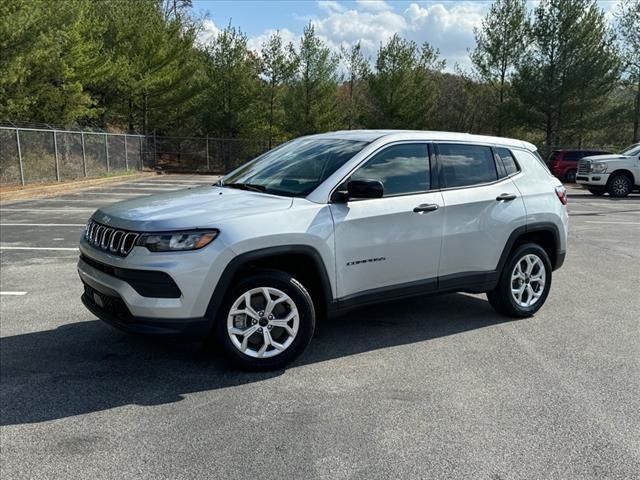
[576,143,640,197]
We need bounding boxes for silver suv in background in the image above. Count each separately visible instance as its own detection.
[78,131,569,370]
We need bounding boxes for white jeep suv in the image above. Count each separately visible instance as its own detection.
[78,131,568,370]
[576,143,640,197]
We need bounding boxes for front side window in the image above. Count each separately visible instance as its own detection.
[350,143,430,196]
[438,144,498,188]
[222,138,369,197]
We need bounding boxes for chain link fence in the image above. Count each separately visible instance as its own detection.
[0,126,270,186]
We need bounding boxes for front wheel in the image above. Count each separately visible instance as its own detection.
[487,243,552,318]
[608,173,632,197]
[214,270,315,370]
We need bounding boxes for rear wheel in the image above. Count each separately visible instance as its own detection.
[487,243,552,318]
[565,169,577,183]
[588,188,606,196]
[607,173,632,197]
[214,270,315,370]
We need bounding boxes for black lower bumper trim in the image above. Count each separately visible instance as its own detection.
[81,293,211,337]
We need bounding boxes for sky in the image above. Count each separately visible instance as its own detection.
[192,0,623,71]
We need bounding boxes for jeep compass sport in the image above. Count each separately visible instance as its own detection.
[79,131,569,370]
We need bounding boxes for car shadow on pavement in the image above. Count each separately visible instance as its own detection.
[0,293,515,426]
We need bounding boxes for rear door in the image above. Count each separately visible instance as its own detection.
[436,143,527,278]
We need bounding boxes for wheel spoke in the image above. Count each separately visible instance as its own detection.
[240,325,259,351]
[243,292,259,319]
[257,329,273,357]
[271,319,294,336]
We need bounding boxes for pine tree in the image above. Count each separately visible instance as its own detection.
[259,31,296,148]
[284,24,339,136]
[616,0,640,142]
[366,35,444,129]
[470,0,527,136]
[512,0,619,155]
[339,42,370,130]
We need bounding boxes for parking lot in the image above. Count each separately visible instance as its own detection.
[1,174,639,479]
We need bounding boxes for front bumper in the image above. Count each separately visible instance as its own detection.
[81,284,209,336]
[576,173,609,186]
[78,236,235,322]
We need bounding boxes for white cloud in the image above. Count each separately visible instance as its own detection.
[356,0,392,13]
[197,19,221,46]
[247,28,299,53]
[317,1,346,13]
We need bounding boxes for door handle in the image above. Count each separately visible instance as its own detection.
[496,193,517,201]
[413,203,439,213]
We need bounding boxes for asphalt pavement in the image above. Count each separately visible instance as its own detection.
[1,175,639,479]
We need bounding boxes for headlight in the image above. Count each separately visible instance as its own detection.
[136,230,218,252]
[591,163,608,173]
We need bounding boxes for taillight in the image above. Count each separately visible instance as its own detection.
[555,186,568,205]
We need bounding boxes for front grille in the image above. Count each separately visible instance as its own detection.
[85,219,138,256]
[577,160,591,175]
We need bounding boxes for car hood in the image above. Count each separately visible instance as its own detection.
[92,186,293,231]
[582,154,629,162]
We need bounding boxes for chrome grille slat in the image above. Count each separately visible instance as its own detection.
[84,219,138,256]
[578,160,591,174]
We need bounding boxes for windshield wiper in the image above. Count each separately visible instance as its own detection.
[223,182,267,193]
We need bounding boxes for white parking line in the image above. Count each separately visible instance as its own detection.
[0,223,85,226]
[0,291,27,296]
[0,208,95,212]
[0,246,78,251]
[81,192,148,196]
[584,221,640,225]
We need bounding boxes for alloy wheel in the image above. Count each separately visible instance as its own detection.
[510,254,546,308]
[227,287,299,358]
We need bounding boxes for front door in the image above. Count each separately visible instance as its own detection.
[330,143,444,299]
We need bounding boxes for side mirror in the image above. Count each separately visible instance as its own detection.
[346,179,384,199]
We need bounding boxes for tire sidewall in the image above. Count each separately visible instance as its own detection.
[500,244,553,317]
[608,174,631,197]
[214,270,315,370]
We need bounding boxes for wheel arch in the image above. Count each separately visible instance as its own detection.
[608,169,636,184]
[497,223,564,273]
[205,245,333,323]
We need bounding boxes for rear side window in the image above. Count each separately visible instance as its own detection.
[437,144,497,188]
[564,151,582,161]
[495,147,520,177]
[351,143,430,196]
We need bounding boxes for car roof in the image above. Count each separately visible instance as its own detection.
[310,129,537,151]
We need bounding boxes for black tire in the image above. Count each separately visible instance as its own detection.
[588,188,606,196]
[607,173,632,198]
[487,243,552,318]
[213,270,315,371]
[565,169,577,183]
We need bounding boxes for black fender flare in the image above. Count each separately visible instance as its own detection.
[496,222,565,273]
[204,245,334,323]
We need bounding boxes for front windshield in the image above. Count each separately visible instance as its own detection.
[222,137,369,197]
[621,143,640,156]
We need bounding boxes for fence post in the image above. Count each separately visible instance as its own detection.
[139,136,143,170]
[206,135,210,171]
[81,132,87,177]
[153,130,157,168]
[104,134,110,172]
[53,130,60,182]
[15,128,25,186]
[124,135,129,170]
